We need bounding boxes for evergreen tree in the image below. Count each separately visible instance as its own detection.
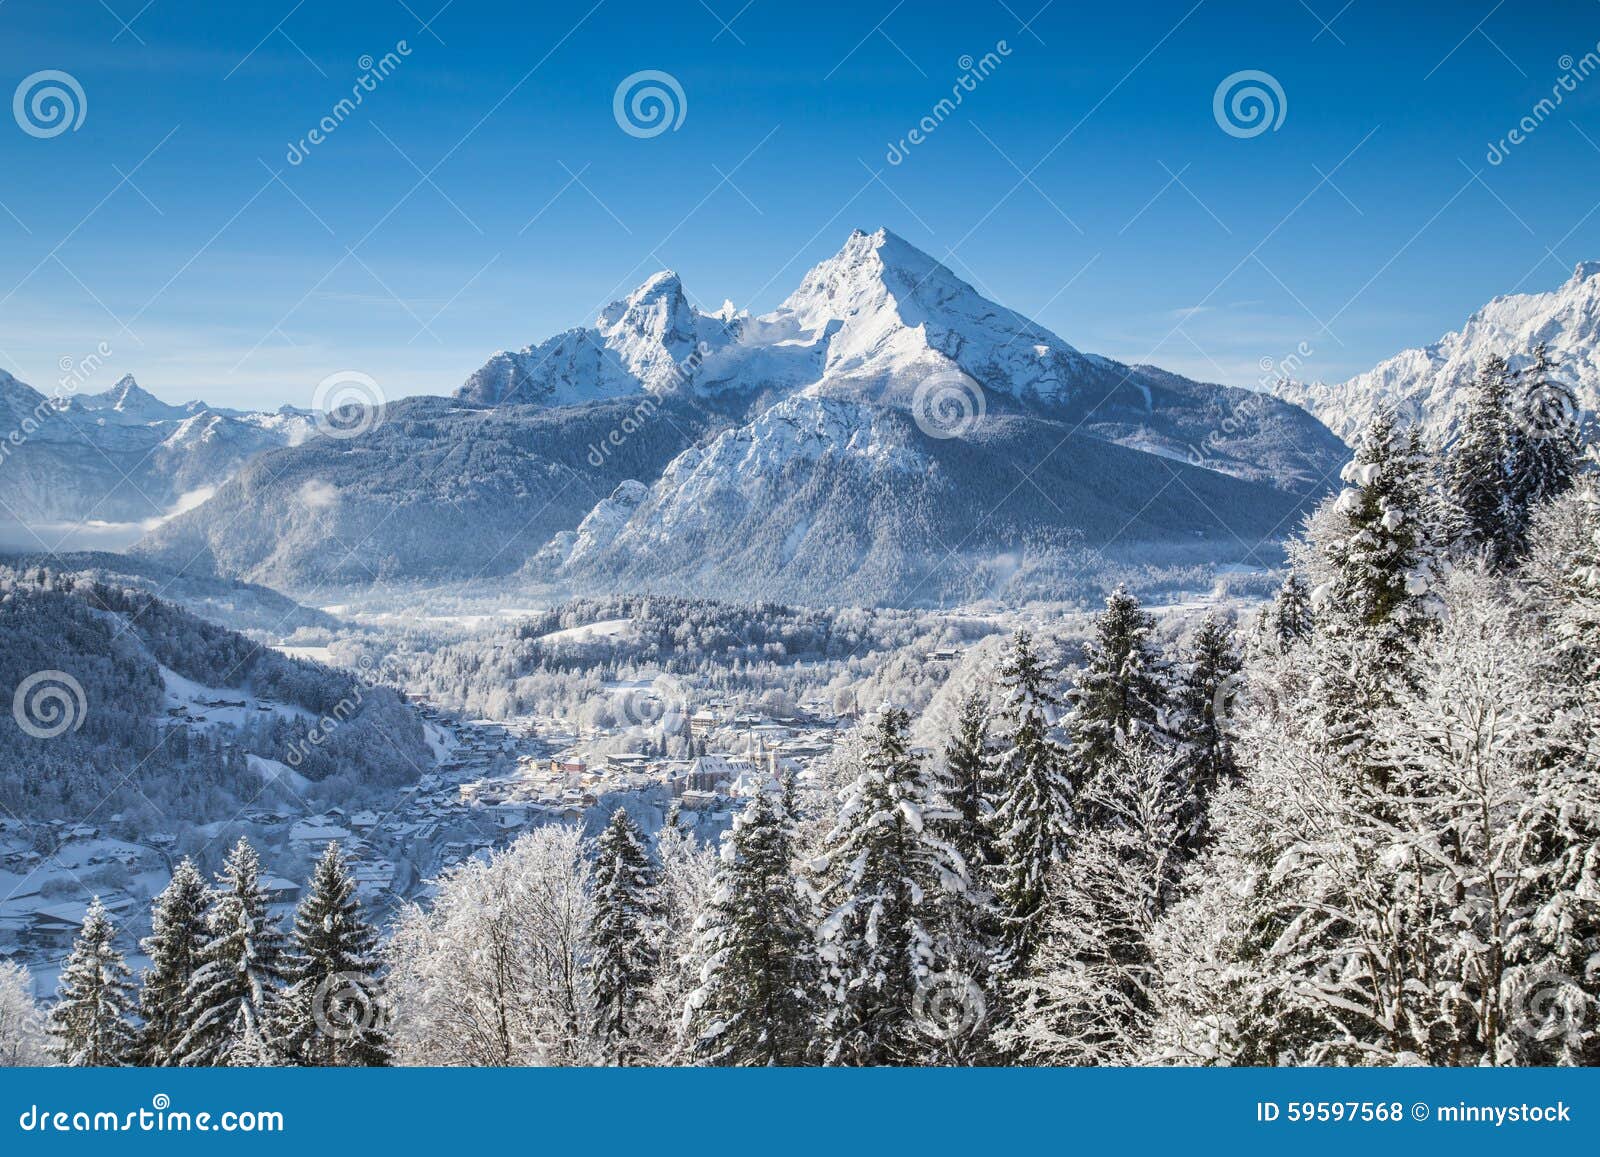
[276,844,391,1066]
[136,859,209,1066]
[818,707,969,1065]
[991,631,1075,975]
[589,808,659,1064]
[1444,353,1513,562]
[941,690,1000,873]
[1319,407,1440,634]
[1308,407,1442,774]
[177,838,287,1066]
[1065,588,1169,783]
[1267,572,1313,649]
[1169,614,1242,852]
[48,898,136,1066]
[1505,343,1583,557]
[1004,740,1186,1064]
[686,778,820,1065]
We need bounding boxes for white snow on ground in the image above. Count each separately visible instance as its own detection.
[276,644,334,663]
[246,754,312,792]
[533,617,636,645]
[157,665,315,729]
[424,721,456,762]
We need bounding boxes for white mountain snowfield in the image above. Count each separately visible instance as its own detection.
[459,227,1125,413]
[1276,261,1600,444]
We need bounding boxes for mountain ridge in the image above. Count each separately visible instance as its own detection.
[1276,261,1600,443]
[132,229,1348,606]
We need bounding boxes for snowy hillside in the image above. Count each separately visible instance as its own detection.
[1277,262,1600,443]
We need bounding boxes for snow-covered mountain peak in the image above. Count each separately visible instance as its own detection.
[456,268,742,407]
[457,228,1120,410]
[597,269,704,354]
[777,227,935,327]
[1276,262,1600,443]
[77,375,195,424]
[765,227,1112,407]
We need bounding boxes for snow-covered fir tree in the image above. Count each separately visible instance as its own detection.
[1168,614,1241,852]
[685,778,820,1065]
[1266,571,1313,650]
[1505,344,1584,558]
[1315,406,1442,636]
[1068,588,1171,768]
[1064,590,1168,782]
[1443,352,1513,563]
[177,838,288,1066]
[589,808,660,1064]
[48,898,136,1066]
[931,688,1007,1060]
[817,707,970,1065]
[1303,406,1443,774]
[135,858,209,1066]
[991,631,1075,976]
[0,962,50,1067]
[1004,739,1186,1064]
[941,690,1000,874]
[276,843,392,1066]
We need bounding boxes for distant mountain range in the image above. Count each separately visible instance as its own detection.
[130,229,1349,606]
[1276,261,1600,444]
[0,371,313,539]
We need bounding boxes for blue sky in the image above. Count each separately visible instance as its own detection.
[1,0,1598,410]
